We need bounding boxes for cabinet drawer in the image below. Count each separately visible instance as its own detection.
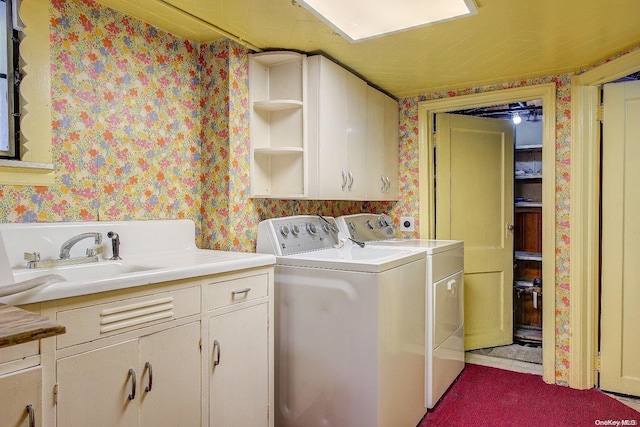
[56,286,200,349]
[208,274,268,311]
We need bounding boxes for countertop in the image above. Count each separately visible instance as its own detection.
[0,303,65,348]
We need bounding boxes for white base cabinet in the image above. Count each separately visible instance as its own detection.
[56,322,201,427]
[4,267,274,427]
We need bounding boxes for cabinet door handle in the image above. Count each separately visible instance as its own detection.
[384,176,391,193]
[213,339,221,366]
[231,287,251,296]
[341,170,347,190]
[380,175,386,192]
[128,368,137,400]
[26,404,35,427]
[347,171,354,190]
[144,361,153,392]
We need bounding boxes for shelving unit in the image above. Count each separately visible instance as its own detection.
[249,51,307,198]
[513,126,543,344]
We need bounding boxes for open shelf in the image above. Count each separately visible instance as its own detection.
[515,251,542,262]
[253,100,303,112]
[249,51,307,198]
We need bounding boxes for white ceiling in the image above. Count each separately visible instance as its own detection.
[96,0,640,98]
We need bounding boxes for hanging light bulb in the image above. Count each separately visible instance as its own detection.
[512,112,522,125]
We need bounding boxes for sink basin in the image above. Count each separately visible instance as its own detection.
[13,261,153,283]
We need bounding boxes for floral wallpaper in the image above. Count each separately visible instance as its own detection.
[0,0,638,386]
[1,0,203,240]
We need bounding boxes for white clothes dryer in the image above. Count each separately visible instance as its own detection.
[336,213,465,409]
[257,215,427,427]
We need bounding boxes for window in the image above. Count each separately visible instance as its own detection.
[0,0,21,159]
[0,0,54,186]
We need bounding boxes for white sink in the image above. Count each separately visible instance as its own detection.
[13,261,155,283]
[0,219,276,305]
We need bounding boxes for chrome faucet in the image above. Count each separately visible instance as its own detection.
[24,232,104,269]
[60,232,103,259]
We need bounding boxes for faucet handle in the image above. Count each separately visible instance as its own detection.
[86,246,104,257]
[24,252,41,262]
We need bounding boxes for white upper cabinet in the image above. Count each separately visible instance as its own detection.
[249,52,307,199]
[249,52,399,201]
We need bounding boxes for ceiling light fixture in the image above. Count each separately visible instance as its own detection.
[294,0,478,42]
[512,112,522,125]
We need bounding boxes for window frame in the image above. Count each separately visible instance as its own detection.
[0,0,55,186]
[1,0,22,159]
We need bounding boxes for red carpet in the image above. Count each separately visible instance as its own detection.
[420,364,639,426]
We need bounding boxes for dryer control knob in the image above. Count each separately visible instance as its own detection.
[365,220,374,230]
[291,225,300,236]
[306,223,317,235]
[279,225,290,237]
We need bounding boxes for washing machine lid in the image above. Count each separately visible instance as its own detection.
[275,244,425,273]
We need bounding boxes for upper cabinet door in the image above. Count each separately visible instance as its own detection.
[365,87,399,201]
[310,55,349,200]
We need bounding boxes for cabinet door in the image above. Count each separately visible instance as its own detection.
[0,367,41,427]
[139,322,201,427]
[345,73,367,199]
[382,93,399,199]
[57,340,138,427]
[138,322,202,426]
[316,56,348,199]
[365,87,399,200]
[365,87,386,199]
[210,304,269,427]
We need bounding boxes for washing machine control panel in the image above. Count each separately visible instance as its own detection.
[336,214,395,242]
[256,215,340,256]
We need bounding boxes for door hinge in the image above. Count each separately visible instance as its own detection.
[54,383,59,404]
[199,338,202,352]
[595,352,601,372]
[597,104,604,122]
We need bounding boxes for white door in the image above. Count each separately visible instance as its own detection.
[600,80,640,396]
[435,113,514,350]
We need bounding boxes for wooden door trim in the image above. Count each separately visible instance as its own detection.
[570,48,640,390]
[418,83,556,384]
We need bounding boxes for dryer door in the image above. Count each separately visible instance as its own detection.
[433,271,464,349]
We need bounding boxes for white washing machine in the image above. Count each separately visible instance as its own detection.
[256,215,427,427]
[336,213,465,409]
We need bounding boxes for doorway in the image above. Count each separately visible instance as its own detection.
[447,102,544,352]
[418,83,556,384]
[570,49,640,390]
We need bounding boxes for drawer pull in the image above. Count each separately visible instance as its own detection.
[26,404,35,427]
[144,361,153,392]
[213,339,221,366]
[128,368,137,400]
[231,288,251,296]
